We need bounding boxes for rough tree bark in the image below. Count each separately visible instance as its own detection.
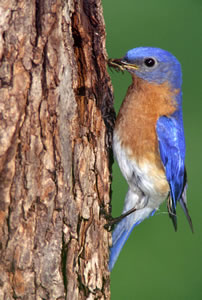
[0,1,115,299]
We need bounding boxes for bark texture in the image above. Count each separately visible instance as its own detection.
[0,0,115,299]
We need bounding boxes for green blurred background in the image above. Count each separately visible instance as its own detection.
[102,0,202,299]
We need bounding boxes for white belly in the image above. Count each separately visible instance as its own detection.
[113,131,169,209]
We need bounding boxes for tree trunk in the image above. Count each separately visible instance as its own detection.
[0,1,115,299]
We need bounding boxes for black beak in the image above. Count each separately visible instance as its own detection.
[108,58,138,72]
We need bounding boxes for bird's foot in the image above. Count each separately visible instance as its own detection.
[104,207,137,232]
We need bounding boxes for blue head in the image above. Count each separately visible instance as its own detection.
[109,47,182,90]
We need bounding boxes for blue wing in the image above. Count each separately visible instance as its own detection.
[156,113,193,231]
[156,114,185,205]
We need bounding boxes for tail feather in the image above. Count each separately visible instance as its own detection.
[109,201,156,271]
[109,218,140,271]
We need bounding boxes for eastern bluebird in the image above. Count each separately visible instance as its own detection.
[107,47,193,271]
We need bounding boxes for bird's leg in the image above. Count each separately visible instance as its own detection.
[104,207,137,231]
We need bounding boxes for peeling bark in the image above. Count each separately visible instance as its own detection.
[0,1,115,299]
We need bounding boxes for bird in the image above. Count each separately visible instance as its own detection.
[107,47,193,271]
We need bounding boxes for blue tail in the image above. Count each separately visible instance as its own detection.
[109,209,156,271]
[109,218,141,271]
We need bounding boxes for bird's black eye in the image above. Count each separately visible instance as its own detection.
[144,58,156,67]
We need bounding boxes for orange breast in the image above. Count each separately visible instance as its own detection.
[115,76,179,182]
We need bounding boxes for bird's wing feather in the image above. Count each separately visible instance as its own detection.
[156,115,186,228]
[156,115,185,204]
